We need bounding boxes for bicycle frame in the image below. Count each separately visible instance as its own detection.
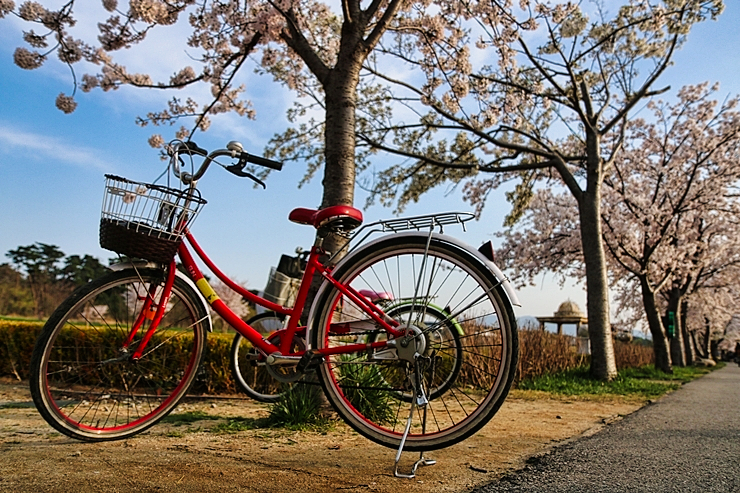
[152,231,406,362]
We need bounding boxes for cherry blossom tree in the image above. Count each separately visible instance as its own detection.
[496,83,740,372]
[1,0,462,255]
[354,0,724,380]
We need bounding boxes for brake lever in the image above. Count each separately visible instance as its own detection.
[224,163,266,188]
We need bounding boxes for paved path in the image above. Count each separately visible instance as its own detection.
[473,364,740,493]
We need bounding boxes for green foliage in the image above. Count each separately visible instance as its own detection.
[161,410,219,426]
[334,357,397,425]
[267,383,330,430]
[192,333,237,395]
[0,265,35,316]
[619,364,717,384]
[2,244,108,318]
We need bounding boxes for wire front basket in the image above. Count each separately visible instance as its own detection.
[99,174,207,263]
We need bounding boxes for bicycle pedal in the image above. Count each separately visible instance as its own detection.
[296,349,324,373]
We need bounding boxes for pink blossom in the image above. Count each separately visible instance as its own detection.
[18,1,44,21]
[13,47,44,69]
[0,0,14,18]
[54,93,77,113]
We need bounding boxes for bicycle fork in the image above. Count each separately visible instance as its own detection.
[121,261,177,360]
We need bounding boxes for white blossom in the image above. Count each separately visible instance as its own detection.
[148,134,165,148]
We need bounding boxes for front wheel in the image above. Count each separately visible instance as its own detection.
[29,267,208,441]
[312,235,518,451]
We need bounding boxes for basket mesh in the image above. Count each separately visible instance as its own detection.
[99,175,206,263]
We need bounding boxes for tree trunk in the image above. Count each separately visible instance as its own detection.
[710,339,720,361]
[319,64,360,254]
[300,62,361,321]
[578,186,617,380]
[691,319,710,360]
[681,300,694,365]
[639,276,672,373]
[702,317,712,360]
[666,289,686,367]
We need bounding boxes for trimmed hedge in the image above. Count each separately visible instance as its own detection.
[0,320,44,380]
[0,320,240,393]
[1,320,654,393]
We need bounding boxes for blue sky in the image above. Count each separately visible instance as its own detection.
[1,3,739,330]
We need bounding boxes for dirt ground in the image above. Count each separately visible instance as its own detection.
[0,378,644,492]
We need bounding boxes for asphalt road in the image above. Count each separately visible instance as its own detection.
[473,363,740,493]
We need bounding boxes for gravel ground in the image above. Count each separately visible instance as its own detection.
[0,380,643,492]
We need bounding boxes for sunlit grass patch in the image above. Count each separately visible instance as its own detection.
[516,364,718,400]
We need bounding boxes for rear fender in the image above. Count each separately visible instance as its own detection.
[308,231,520,338]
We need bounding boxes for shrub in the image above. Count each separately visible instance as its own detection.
[0,320,657,395]
[267,382,329,429]
[516,329,587,384]
[514,329,655,386]
[0,320,44,380]
[614,339,654,369]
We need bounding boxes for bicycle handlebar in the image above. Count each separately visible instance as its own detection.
[170,140,283,184]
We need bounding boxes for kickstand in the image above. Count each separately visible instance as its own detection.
[393,369,437,478]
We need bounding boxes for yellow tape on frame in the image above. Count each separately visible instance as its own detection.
[196,278,221,304]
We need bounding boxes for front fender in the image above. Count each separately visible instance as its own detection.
[109,261,213,333]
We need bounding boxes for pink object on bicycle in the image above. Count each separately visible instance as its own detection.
[288,205,363,232]
[359,289,394,302]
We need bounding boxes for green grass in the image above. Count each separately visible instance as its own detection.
[211,417,270,433]
[517,364,719,399]
[161,410,220,426]
[266,383,333,432]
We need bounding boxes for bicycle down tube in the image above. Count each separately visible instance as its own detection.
[166,231,404,361]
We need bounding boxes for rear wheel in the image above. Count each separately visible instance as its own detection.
[29,267,207,441]
[312,235,518,451]
[230,312,298,403]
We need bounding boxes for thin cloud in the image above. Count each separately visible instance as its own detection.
[0,124,107,172]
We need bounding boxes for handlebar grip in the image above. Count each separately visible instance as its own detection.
[246,153,283,171]
[180,141,208,157]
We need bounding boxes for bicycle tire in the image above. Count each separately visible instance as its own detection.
[230,312,291,403]
[29,267,208,441]
[311,235,518,451]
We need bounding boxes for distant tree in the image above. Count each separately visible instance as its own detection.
[6,243,65,317]
[0,263,34,317]
[61,254,108,287]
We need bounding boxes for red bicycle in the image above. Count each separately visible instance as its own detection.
[29,140,519,473]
